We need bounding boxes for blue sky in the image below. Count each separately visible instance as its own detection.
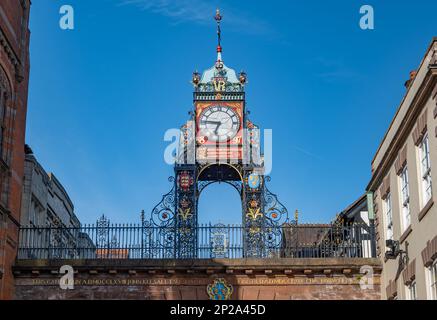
[27,0,437,224]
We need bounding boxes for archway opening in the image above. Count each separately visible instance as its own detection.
[197,182,243,225]
[197,181,244,258]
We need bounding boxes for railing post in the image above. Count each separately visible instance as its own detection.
[370,220,377,258]
[47,224,52,260]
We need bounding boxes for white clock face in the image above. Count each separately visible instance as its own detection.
[199,106,240,142]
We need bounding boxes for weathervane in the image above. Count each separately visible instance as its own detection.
[215,8,222,53]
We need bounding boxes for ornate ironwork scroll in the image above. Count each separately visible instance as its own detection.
[96,214,110,249]
[143,177,177,258]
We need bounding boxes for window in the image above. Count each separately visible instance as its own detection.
[399,166,411,230]
[384,192,393,240]
[419,133,432,206]
[430,260,437,300]
[407,281,417,300]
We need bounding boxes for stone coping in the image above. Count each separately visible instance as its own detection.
[13,258,382,276]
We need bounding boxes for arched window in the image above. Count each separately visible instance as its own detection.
[0,67,10,160]
[0,66,11,207]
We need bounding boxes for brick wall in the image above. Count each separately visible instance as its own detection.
[0,0,31,300]
[13,258,382,300]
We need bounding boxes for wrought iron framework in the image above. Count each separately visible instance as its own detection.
[17,222,376,260]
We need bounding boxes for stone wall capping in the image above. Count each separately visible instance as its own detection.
[418,199,434,221]
[421,235,437,267]
[400,225,413,244]
[11,258,382,276]
[402,259,416,285]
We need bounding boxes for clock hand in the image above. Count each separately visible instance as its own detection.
[201,120,222,134]
[203,120,221,125]
[214,122,221,134]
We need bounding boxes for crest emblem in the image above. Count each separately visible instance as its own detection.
[247,173,260,189]
[207,278,233,300]
[178,171,194,192]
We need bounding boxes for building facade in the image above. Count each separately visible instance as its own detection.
[0,0,31,299]
[367,38,437,300]
[20,147,80,229]
[18,147,90,260]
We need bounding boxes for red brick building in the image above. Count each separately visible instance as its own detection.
[0,0,31,299]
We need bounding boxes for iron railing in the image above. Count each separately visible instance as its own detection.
[17,223,376,260]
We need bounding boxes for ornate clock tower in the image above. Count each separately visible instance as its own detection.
[149,10,291,258]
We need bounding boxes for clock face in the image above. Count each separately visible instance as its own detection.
[198,105,240,142]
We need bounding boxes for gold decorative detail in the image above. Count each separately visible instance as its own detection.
[249,227,261,234]
[246,208,263,221]
[213,79,226,92]
[178,208,193,221]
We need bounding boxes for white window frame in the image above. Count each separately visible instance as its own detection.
[406,280,417,300]
[383,192,393,241]
[399,166,411,231]
[419,133,432,207]
[429,259,437,300]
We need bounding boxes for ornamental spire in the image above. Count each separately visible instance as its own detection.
[214,8,223,62]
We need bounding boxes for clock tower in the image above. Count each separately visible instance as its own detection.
[149,9,291,258]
